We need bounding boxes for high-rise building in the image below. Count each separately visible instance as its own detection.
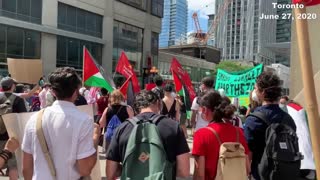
[215,0,277,65]
[207,14,215,46]
[275,0,291,66]
[0,0,163,77]
[159,0,188,48]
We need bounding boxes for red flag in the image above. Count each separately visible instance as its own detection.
[119,76,131,98]
[293,0,320,6]
[170,58,196,103]
[115,52,140,93]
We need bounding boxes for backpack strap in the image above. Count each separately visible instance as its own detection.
[236,128,239,143]
[7,94,16,104]
[249,111,270,125]
[206,127,222,145]
[127,117,141,126]
[127,115,165,126]
[150,115,165,124]
[36,109,56,178]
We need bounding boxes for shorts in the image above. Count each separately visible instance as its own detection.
[180,112,187,125]
[0,140,17,169]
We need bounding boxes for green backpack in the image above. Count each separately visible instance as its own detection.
[121,115,174,180]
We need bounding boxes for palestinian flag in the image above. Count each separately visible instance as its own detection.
[293,0,320,6]
[83,47,114,92]
[171,58,196,119]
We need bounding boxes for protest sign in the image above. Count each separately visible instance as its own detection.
[215,64,263,97]
[2,104,101,179]
[7,58,43,84]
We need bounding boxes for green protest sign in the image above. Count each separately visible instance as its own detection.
[214,64,263,97]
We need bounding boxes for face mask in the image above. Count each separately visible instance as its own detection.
[252,90,259,103]
[171,92,176,98]
[279,104,286,108]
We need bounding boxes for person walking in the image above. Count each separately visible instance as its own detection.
[0,77,27,179]
[192,90,250,180]
[106,90,190,180]
[99,90,134,150]
[244,72,300,180]
[22,67,100,180]
[161,84,180,121]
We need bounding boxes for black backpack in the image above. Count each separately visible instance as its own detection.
[249,111,303,180]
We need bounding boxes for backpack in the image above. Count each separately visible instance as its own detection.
[121,115,174,180]
[0,94,16,135]
[249,111,303,180]
[105,106,123,141]
[152,87,164,99]
[206,127,247,180]
[29,96,41,112]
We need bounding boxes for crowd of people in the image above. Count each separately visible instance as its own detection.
[0,67,316,180]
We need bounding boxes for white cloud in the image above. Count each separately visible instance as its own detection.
[188,0,215,19]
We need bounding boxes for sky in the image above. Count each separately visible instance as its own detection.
[187,0,216,33]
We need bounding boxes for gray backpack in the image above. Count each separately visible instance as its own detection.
[0,94,16,134]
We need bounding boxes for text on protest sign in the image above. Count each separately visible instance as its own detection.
[215,64,263,97]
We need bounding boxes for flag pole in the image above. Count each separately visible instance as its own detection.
[294,6,320,178]
[82,46,85,86]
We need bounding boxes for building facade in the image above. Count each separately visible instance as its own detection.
[207,14,215,46]
[0,0,163,77]
[158,51,216,86]
[215,0,277,65]
[159,0,188,48]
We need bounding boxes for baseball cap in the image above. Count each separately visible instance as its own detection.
[0,77,18,89]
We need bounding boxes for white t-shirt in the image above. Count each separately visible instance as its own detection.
[191,97,209,131]
[22,100,96,180]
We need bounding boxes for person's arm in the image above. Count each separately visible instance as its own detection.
[99,107,108,128]
[246,156,251,175]
[0,137,19,169]
[76,121,100,176]
[19,85,40,99]
[22,120,34,179]
[176,153,190,178]
[23,152,33,180]
[191,110,197,128]
[190,98,199,128]
[193,155,205,180]
[175,101,181,121]
[126,106,134,118]
[106,160,122,180]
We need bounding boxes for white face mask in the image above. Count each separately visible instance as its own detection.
[171,92,177,98]
[279,104,286,108]
[252,90,260,103]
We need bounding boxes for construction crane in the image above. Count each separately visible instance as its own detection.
[192,0,234,45]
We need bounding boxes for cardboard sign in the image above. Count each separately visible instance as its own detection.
[7,58,43,84]
[2,104,101,179]
[215,64,263,97]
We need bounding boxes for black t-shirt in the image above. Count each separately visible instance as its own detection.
[107,112,190,163]
[106,105,129,125]
[0,92,27,140]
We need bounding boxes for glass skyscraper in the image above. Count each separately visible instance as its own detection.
[159,0,188,48]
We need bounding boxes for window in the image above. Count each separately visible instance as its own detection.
[151,32,159,55]
[0,0,42,24]
[56,36,102,71]
[117,0,147,11]
[58,3,103,38]
[113,21,143,72]
[152,0,164,17]
[0,25,41,74]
